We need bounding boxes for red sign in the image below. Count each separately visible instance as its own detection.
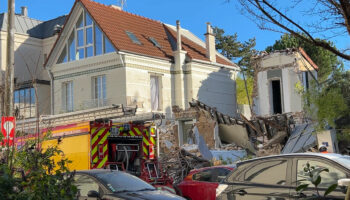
[149,144,155,160]
[1,117,15,146]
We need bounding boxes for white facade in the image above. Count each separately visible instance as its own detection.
[46,2,239,118]
[0,13,63,118]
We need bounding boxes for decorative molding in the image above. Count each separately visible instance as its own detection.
[54,64,123,80]
[125,63,171,74]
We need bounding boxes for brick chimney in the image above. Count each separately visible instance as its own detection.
[205,22,216,63]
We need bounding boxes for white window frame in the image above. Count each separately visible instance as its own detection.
[62,81,74,112]
[92,75,106,107]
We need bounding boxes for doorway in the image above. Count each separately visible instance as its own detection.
[271,80,282,114]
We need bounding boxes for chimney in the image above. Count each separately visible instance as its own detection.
[205,22,216,63]
[110,5,122,10]
[21,6,28,17]
[176,20,182,51]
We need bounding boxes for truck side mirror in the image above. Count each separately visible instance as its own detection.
[87,190,100,198]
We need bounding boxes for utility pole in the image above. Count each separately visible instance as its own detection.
[4,0,15,117]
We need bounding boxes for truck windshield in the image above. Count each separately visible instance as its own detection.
[95,172,155,193]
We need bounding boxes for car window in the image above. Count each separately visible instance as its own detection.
[193,168,232,183]
[244,160,287,185]
[216,168,232,182]
[297,159,346,188]
[74,174,101,197]
[94,172,155,193]
[193,169,212,182]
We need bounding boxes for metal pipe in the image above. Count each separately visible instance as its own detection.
[48,70,54,114]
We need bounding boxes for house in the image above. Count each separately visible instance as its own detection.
[44,0,239,119]
[0,7,66,119]
[252,48,318,117]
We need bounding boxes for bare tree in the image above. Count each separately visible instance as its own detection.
[234,0,350,60]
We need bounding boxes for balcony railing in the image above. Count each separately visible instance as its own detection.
[82,98,111,110]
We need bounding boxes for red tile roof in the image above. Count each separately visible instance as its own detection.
[48,0,235,67]
[298,47,319,71]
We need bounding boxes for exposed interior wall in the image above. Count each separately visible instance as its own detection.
[253,51,316,116]
[191,62,237,117]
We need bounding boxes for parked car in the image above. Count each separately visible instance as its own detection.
[216,153,350,200]
[74,169,185,200]
[176,165,235,200]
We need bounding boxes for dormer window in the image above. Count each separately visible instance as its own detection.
[57,10,115,64]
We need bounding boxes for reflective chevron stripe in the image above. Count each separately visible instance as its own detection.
[91,125,110,169]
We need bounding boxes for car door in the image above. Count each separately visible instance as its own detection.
[291,157,349,199]
[224,158,292,200]
[74,174,105,200]
[188,169,219,200]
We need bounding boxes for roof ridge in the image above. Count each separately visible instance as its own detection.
[81,0,162,24]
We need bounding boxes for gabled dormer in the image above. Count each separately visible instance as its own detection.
[57,9,115,64]
[46,1,116,68]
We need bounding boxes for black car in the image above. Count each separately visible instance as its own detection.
[216,153,350,200]
[74,169,184,200]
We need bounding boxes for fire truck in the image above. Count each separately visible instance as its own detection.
[15,108,174,192]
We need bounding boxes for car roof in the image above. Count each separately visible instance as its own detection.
[237,153,350,166]
[76,169,126,176]
[189,164,236,174]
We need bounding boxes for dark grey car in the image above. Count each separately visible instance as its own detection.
[216,153,350,200]
[74,169,184,200]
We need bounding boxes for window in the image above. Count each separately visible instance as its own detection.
[62,81,73,112]
[244,160,287,185]
[14,88,36,118]
[56,10,115,64]
[95,26,103,56]
[192,168,231,183]
[150,75,160,111]
[149,37,161,48]
[92,75,106,107]
[297,160,346,188]
[126,31,142,45]
[74,174,101,197]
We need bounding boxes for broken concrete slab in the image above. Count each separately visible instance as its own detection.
[219,124,256,153]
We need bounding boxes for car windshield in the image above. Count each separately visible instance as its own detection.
[94,172,155,193]
[333,155,350,168]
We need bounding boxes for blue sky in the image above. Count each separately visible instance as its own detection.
[0,0,282,50]
[0,0,348,66]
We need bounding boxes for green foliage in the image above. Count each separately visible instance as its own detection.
[0,139,77,200]
[303,70,350,132]
[213,27,257,77]
[236,76,253,105]
[266,34,340,81]
[296,162,337,198]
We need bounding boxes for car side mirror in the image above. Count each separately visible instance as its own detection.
[338,178,350,187]
[87,190,100,198]
[338,178,350,194]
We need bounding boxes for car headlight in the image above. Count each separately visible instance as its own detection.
[216,184,228,197]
